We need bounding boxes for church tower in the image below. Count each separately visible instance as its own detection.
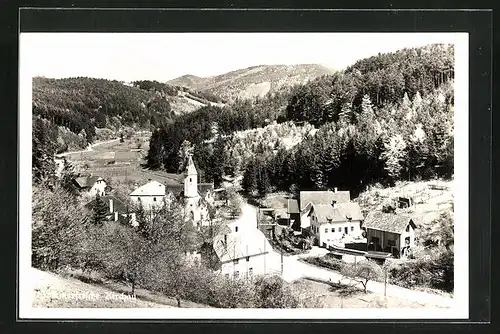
[184,153,199,198]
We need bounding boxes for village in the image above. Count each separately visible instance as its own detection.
[58,132,454,308]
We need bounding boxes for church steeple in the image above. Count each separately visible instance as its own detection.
[184,153,198,198]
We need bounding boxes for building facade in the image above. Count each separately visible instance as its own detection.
[363,211,417,258]
[308,202,364,247]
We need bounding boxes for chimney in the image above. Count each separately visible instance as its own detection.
[109,198,114,213]
[334,187,338,193]
[331,200,337,208]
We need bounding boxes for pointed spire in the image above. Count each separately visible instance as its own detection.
[186,153,198,176]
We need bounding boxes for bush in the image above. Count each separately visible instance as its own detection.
[388,248,454,292]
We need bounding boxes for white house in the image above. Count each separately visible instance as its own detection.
[128,154,214,226]
[308,201,364,247]
[129,180,166,210]
[74,175,107,198]
[296,189,351,231]
[212,222,271,279]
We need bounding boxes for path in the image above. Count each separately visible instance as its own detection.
[236,200,454,308]
[55,138,121,158]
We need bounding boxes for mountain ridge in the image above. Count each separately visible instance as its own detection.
[167,64,335,102]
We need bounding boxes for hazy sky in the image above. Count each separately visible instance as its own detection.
[20,33,458,82]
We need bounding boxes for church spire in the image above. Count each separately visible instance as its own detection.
[186,153,198,176]
[184,153,198,198]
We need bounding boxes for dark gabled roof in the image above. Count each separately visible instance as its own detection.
[299,190,350,210]
[364,211,417,234]
[287,199,299,214]
[74,176,103,189]
[198,183,214,197]
[313,203,364,223]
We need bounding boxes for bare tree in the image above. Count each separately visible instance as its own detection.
[341,260,383,293]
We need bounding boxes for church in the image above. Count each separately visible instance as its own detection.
[183,153,215,226]
[129,153,214,226]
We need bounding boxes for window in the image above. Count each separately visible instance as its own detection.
[338,227,342,232]
[351,226,354,232]
[225,273,229,279]
[233,259,239,264]
[331,228,335,233]
[371,236,380,244]
[234,271,239,278]
[189,178,192,182]
[153,197,156,202]
[246,256,250,262]
[235,226,238,232]
[406,224,410,232]
[138,197,141,202]
[249,268,253,276]
[388,240,396,247]
[324,228,328,233]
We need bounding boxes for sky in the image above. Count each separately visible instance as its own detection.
[20,33,459,82]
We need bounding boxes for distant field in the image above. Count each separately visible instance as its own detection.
[67,135,182,186]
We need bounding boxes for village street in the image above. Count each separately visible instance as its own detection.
[234,201,454,308]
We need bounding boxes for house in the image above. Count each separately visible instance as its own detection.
[73,175,107,197]
[128,153,214,226]
[363,211,417,258]
[211,222,271,279]
[85,195,137,226]
[129,180,166,209]
[308,201,364,247]
[287,188,353,234]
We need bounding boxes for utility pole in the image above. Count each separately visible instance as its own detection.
[280,236,283,275]
[384,266,387,297]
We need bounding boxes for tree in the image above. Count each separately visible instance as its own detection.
[32,184,87,270]
[341,260,383,293]
[59,158,79,198]
[380,134,407,182]
[91,193,109,226]
[253,275,299,308]
[100,223,153,295]
[227,188,243,218]
[177,140,193,173]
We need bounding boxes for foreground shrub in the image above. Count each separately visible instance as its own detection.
[388,248,453,292]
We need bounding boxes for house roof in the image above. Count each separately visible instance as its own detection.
[130,180,165,196]
[363,211,417,234]
[74,176,103,189]
[299,190,350,210]
[287,199,299,214]
[312,203,364,223]
[213,227,269,262]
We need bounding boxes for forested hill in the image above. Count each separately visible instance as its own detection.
[147,44,454,196]
[167,64,335,102]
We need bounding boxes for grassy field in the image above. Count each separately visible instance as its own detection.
[32,268,173,308]
[291,278,436,308]
[68,135,183,186]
